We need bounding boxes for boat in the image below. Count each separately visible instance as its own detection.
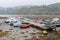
[20,24,30,28]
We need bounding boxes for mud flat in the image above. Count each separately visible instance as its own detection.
[0,16,59,40]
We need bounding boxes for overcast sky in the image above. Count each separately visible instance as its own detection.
[0,0,60,7]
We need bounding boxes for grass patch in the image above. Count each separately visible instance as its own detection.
[0,31,9,37]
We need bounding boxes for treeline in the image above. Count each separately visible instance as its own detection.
[0,3,60,15]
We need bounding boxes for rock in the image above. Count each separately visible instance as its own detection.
[23,36,28,37]
[36,32,42,34]
[26,31,28,33]
[0,30,3,32]
[21,32,25,34]
[30,32,36,35]
[33,30,36,32]
[9,29,13,30]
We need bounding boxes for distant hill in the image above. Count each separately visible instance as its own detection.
[0,3,60,15]
[48,3,60,11]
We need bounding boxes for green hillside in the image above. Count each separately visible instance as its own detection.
[0,3,60,15]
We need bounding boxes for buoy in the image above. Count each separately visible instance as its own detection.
[42,30,48,35]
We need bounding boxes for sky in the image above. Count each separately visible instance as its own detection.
[0,0,60,7]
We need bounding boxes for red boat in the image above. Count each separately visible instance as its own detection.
[20,24,30,28]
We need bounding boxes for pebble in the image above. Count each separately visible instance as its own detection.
[21,32,25,34]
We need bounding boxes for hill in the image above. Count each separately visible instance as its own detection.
[0,3,60,15]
